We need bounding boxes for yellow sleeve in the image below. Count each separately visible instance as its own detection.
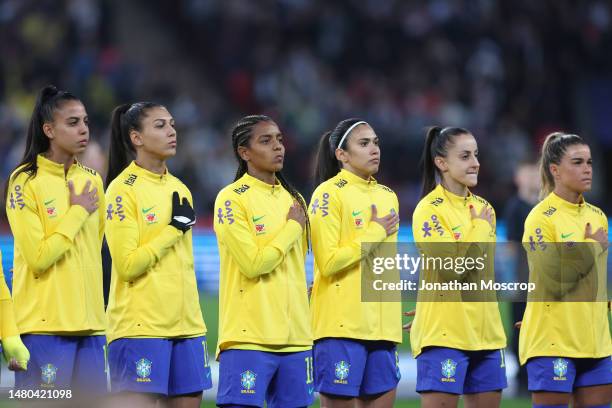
[0,254,19,339]
[585,212,610,254]
[0,252,8,302]
[0,300,19,339]
[297,193,309,258]
[412,204,491,246]
[105,183,182,282]
[412,203,492,280]
[523,212,599,300]
[96,175,105,243]
[6,177,90,277]
[309,186,387,278]
[213,190,303,279]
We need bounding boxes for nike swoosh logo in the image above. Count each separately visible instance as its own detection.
[561,232,574,239]
[352,210,362,216]
[308,387,314,395]
[142,206,155,214]
[252,215,265,222]
[44,199,55,206]
[452,225,461,231]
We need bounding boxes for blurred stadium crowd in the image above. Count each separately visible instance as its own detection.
[1,0,611,225]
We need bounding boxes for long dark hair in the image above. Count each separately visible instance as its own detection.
[231,115,310,244]
[106,102,163,186]
[539,132,586,200]
[313,118,367,185]
[420,126,472,197]
[4,85,80,200]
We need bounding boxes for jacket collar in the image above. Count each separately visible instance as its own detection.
[338,168,377,187]
[240,172,282,195]
[37,154,76,177]
[126,161,169,184]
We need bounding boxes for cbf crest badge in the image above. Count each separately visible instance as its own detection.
[553,358,568,381]
[334,360,350,384]
[441,359,457,382]
[136,358,152,382]
[41,363,58,386]
[240,370,256,394]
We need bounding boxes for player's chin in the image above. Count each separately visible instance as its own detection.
[463,174,478,187]
[162,147,177,158]
[577,180,592,193]
[270,162,284,172]
[72,145,87,155]
[367,162,380,175]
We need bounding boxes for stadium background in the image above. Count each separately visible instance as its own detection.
[1,1,612,406]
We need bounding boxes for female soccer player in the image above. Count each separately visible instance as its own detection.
[105,102,210,407]
[213,115,313,408]
[5,85,106,393]
[520,132,611,408]
[309,118,401,408]
[410,126,507,408]
[0,251,30,371]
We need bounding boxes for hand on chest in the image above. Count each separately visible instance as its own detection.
[247,192,293,238]
[554,214,600,242]
[38,176,91,222]
[135,185,184,228]
[342,191,396,231]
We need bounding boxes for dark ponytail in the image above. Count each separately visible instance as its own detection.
[539,132,586,200]
[4,85,80,200]
[106,101,162,186]
[313,118,368,185]
[420,126,472,197]
[314,131,339,186]
[230,115,310,246]
[106,104,133,186]
[421,126,443,197]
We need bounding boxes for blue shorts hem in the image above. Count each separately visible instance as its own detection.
[574,377,612,388]
[359,379,400,396]
[463,386,506,394]
[275,396,316,408]
[216,396,264,408]
[316,385,361,398]
[168,382,212,397]
[361,382,399,396]
[527,385,572,393]
[110,384,168,396]
[464,376,508,394]
[527,380,612,393]
[416,385,462,395]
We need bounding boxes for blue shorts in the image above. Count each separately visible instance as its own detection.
[216,349,315,408]
[15,334,107,394]
[313,338,400,397]
[526,356,612,392]
[416,347,507,395]
[108,336,212,396]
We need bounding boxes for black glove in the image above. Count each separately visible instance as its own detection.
[169,191,196,232]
